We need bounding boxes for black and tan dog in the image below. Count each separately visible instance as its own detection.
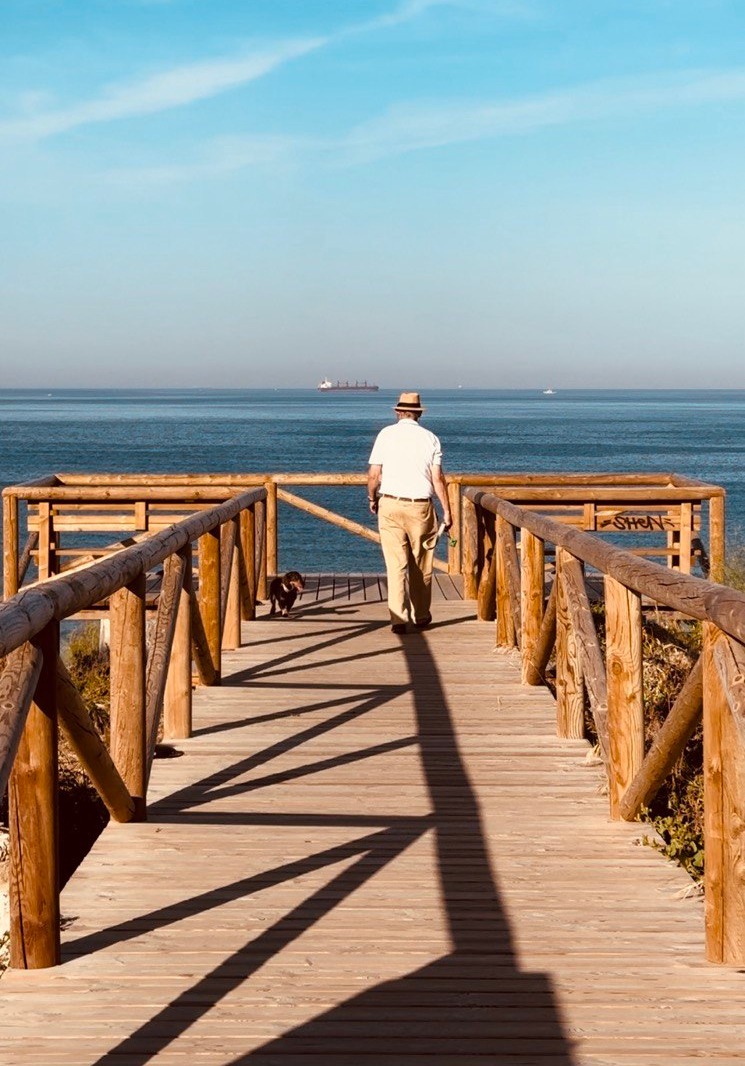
[269,571,305,617]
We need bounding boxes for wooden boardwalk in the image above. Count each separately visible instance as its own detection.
[1,578,744,1065]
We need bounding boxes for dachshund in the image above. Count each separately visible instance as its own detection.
[269,571,305,617]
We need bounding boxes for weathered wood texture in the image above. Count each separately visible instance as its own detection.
[164,549,193,741]
[555,549,584,740]
[1,597,742,1063]
[604,575,644,819]
[8,622,60,969]
[560,554,609,759]
[109,575,147,821]
[0,487,266,659]
[0,642,43,800]
[464,490,743,644]
[705,626,745,964]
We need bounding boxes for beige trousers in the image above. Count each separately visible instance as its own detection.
[378,497,438,625]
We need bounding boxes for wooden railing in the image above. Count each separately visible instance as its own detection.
[0,470,731,969]
[464,487,745,965]
[3,471,725,598]
[0,487,266,969]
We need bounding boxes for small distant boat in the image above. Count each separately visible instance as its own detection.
[317,378,379,393]
[542,388,556,395]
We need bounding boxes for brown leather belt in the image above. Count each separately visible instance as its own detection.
[380,494,431,502]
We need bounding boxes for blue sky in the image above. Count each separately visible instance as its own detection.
[1,0,744,388]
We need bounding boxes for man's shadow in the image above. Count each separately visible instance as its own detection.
[227,632,576,1064]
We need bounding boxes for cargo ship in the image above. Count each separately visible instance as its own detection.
[317,378,379,392]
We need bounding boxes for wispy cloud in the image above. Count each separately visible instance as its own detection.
[0,0,473,145]
[340,68,745,162]
[104,66,745,186]
[104,133,305,186]
[0,37,327,143]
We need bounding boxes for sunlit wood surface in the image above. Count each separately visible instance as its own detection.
[2,578,743,1065]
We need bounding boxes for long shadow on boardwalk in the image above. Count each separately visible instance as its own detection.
[86,616,575,1065]
[231,630,577,1064]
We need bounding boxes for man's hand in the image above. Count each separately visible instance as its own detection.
[369,497,379,515]
[442,511,452,530]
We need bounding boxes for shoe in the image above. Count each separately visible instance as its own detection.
[391,623,407,634]
[415,614,432,629]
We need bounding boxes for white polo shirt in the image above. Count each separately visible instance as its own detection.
[368,419,442,499]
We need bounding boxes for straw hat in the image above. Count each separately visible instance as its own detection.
[394,391,425,413]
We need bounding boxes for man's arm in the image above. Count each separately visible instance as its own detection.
[431,466,452,529]
[367,464,382,515]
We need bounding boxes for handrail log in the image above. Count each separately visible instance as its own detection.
[0,644,43,799]
[0,488,266,660]
[56,659,135,823]
[44,470,722,490]
[464,490,745,644]
[619,656,703,821]
[276,487,450,573]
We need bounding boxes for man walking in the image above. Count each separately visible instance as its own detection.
[367,391,452,634]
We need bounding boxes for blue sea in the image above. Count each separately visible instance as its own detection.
[1,388,743,574]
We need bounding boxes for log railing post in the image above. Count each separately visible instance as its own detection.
[109,573,147,820]
[9,621,60,968]
[3,491,19,599]
[447,481,461,575]
[222,516,242,651]
[495,516,516,647]
[555,548,584,739]
[266,480,278,584]
[703,624,745,964]
[520,530,544,684]
[461,492,479,600]
[709,493,726,583]
[197,527,222,684]
[604,574,644,819]
[164,547,193,740]
[679,502,693,575]
[36,501,56,581]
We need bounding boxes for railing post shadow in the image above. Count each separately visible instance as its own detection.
[9,621,60,969]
